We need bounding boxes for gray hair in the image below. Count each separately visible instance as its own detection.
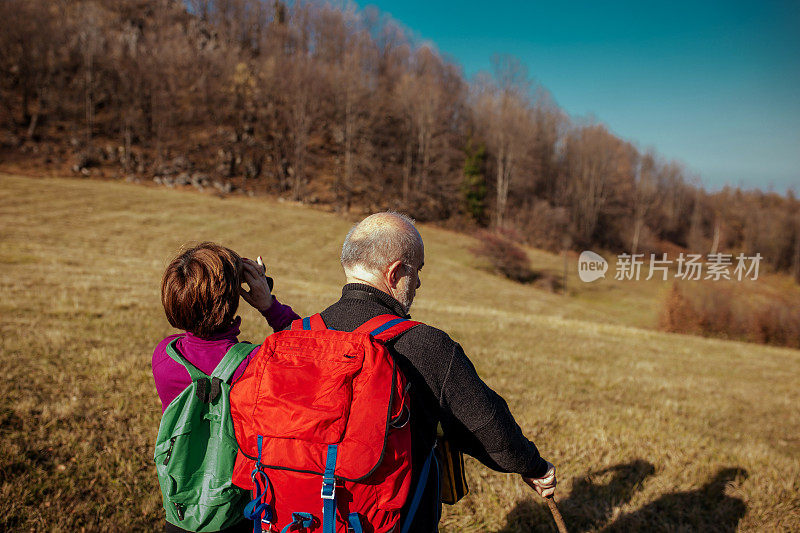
[341,211,422,275]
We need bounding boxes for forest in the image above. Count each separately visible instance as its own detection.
[1,0,798,280]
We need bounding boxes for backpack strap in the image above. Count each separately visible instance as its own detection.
[165,338,208,382]
[290,313,328,331]
[321,444,338,533]
[212,342,259,383]
[166,339,257,404]
[354,314,421,342]
[399,446,437,533]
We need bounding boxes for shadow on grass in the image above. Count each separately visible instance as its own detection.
[496,459,655,532]
[496,462,748,533]
[603,467,748,533]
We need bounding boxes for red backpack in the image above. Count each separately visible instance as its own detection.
[230,313,431,533]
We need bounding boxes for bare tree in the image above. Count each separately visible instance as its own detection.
[631,149,658,254]
[653,160,693,244]
[281,53,322,201]
[472,55,536,228]
[77,2,105,145]
[395,47,449,203]
[322,6,378,210]
[527,93,564,201]
[560,123,622,245]
[792,207,800,283]
[686,190,709,253]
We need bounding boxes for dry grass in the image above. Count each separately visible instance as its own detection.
[0,174,798,532]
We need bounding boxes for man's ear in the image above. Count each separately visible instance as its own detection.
[386,260,405,289]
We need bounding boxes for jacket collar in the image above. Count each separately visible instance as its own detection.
[340,283,410,319]
[183,316,241,343]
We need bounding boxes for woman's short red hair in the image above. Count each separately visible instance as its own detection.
[161,242,242,337]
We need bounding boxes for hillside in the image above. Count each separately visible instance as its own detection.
[0,174,798,531]
[2,0,799,283]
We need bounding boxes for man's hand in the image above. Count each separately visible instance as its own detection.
[523,462,556,498]
[240,257,273,313]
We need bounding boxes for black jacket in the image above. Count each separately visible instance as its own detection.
[319,284,548,532]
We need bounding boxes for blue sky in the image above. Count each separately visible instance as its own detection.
[357,0,799,193]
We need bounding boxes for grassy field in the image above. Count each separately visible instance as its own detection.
[1,173,798,532]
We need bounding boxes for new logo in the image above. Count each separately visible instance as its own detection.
[578,251,608,282]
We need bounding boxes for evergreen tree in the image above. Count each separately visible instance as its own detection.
[462,141,488,225]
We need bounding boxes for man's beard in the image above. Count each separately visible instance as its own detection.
[397,276,416,314]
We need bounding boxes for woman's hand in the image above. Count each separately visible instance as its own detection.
[240,257,274,314]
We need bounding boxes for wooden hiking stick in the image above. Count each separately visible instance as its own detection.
[546,495,568,533]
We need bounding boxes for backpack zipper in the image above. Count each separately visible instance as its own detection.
[163,436,177,465]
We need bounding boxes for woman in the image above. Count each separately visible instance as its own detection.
[152,242,299,532]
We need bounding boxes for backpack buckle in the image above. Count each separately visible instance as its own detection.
[321,478,336,500]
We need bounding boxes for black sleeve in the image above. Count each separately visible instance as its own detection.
[437,336,549,478]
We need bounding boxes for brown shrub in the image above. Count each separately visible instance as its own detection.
[659,283,700,334]
[749,302,800,348]
[472,230,536,283]
[660,282,800,348]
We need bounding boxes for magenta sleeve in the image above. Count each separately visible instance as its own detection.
[260,296,301,332]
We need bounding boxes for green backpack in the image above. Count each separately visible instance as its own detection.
[154,338,258,532]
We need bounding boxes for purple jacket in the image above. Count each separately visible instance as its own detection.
[152,298,300,412]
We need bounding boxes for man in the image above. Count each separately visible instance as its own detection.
[319,211,557,531]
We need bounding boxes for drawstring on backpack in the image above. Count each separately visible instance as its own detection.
[244,436,275,533]
[280,512,315,532]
